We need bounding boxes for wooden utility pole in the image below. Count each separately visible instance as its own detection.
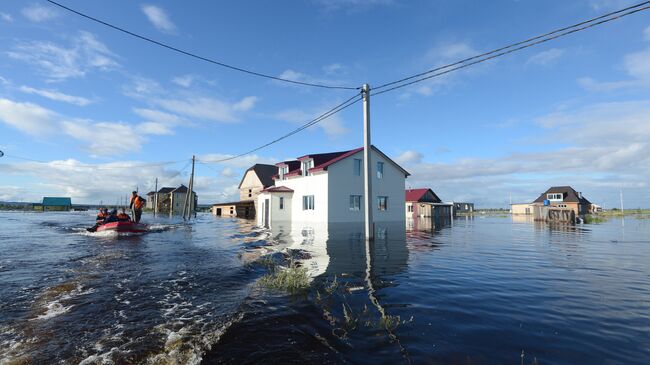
[362,84,374,241]
[153,177,158,217]
[182,156,195,220]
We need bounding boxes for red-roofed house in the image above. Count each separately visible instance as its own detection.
[257,145,410,227]
[405,188,452,221]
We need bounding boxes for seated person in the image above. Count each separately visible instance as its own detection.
[117,208,131,222]
[103,209,119,224]
[96,207,108,222]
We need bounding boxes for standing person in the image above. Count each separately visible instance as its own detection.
[129,191,146,224]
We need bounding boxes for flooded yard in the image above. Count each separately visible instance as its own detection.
[1,211,649,364]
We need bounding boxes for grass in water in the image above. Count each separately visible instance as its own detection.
[584,214,608,224]
[259,261,310,294]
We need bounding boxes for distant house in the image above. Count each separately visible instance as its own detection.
[257,145,409,228]
[36,197,72,211]
[532,186,591,216]
[451,202,474,214]
[149,185,197,215]
[405,188,452,220]
[211,164,276,218]
[511,203,533,215]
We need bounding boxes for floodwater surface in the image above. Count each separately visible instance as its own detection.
[1,212,649,364]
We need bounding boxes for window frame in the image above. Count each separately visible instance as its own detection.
[302,195,315,210]
[376,161,384,179]
[349,195,361,211]
[302,159,314,177]
[377,196,388,211]
[279,196,284,210]
[353,158,362,176]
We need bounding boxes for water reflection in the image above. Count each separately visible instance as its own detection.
[264,221,408,279]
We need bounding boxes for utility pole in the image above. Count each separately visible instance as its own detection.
[153,177,158,217]
[620,189,624,212]
[362,84,374,241]
[182,156,195,220]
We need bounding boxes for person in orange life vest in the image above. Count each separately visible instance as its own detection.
[96,207,108,222]
[117,208,131,222]
[129,191,146,223]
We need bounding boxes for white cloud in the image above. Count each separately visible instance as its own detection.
[132,108,185,125]
[0,98,56,135]
[323,63,344,75]
[137,122,173,135]
[397,99,650,207]
[19,86,93,106]
[21,4,58,22]
[153,96,258,123]
[276,69,348,89]
[62,120,142,155]
[0,159,193,204]
[623,49,650,80]
[232,96,258,112]
[395,150,423,165]
[172,74,195,87]
[314,0,393,12]
[197,153,278,169]
[1,12,13,22]
[141,4,176,33]
[589,0,636,11]
[7,31,119,80]
[274,104,350,137]
[526,48,564,67]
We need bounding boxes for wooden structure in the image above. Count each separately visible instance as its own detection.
[405,188,453,226]
[533,205,576,224]
[211,200,255,218]
[35,197,72,211]
[211,164,276,219]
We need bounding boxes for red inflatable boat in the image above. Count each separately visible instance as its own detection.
[95,221,148,233]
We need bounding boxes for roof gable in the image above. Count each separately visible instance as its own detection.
[238,164,277,189]
[405,188,441,203]
[533,186,591,204]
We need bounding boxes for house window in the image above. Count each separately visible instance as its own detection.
[547,193,563,201]
[353,159,362,176]
[377,196,388,211]
[248,189,252,198]
[279,166,288,180]
[407,204,413,213]
[302,159,314,176]
[279,196,284,210]
[349,195,361,211]
[376,161,384,179]
[558,204,567,208]
[302,195,315,210]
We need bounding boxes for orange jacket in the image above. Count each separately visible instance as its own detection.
[130,195,145,210]
[117,213,130,221]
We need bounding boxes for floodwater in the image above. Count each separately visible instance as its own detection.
[1,212,649,364]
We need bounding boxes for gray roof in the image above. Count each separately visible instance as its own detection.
[157,187,175,194]
[238,164,278,189]
[533,186,591,205]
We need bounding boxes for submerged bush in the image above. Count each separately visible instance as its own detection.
[259,262,310,294]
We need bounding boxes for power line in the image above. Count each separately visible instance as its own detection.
[374,1,650,92]
[197,92,362,164]
[45,0,360,91]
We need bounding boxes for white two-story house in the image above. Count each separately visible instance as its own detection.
[257,145,409,228]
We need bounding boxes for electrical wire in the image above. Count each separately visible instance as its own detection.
[373,1,650,92]
[45,0,359,91]
[197,91,362,164]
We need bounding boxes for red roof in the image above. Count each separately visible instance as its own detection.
[262,186,294,193]
[272,145,410,179]
[405,188,430,202]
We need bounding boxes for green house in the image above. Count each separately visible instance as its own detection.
[38,197,72,211]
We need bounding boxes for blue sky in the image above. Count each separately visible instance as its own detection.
[1,0,649,208]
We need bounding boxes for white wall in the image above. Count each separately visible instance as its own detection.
[275,173,329,223]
